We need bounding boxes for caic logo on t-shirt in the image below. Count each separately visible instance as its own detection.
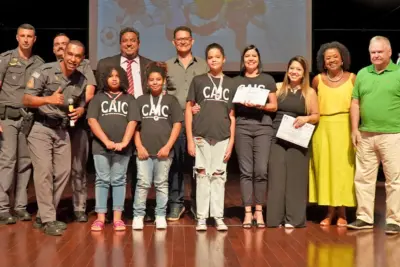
[237,84,266,91]
[101,100,128,116]
[141,103,169,121]
[202,86,230,103]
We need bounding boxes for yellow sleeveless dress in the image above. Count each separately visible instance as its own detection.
[309,74,356,206]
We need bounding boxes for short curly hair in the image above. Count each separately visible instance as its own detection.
[316,41,351,73]
[146,61,168,80]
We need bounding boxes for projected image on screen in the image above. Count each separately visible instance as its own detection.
[90,0,311,71]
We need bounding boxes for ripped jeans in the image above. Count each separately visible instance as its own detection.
[193,136,229,220]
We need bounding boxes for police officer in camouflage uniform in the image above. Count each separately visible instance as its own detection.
[53,33,97,222]
[23,41,87,236]
[0,24,44,224]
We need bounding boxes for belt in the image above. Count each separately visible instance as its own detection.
[35,114,67,129]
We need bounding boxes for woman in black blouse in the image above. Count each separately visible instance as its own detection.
[234,45,278,228]
[266,56,319,228]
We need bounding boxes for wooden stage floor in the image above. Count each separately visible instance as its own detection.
[0,175,397,267]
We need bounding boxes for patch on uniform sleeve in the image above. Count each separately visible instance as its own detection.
[27,77,35,88]
[32,71,40,79]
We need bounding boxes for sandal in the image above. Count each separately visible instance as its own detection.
[91,220,105,231]
[337,217,347,227]
[113,220,126,231]
[242,211,253,229]
[320,217,332,226]
[254,209,266,228]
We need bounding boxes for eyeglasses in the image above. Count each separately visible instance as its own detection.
[174,37,192,43]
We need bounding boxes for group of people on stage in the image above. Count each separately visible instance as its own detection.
[1,23,400,236]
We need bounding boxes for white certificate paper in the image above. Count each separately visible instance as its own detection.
[232,85,270,106]
[276,115,315,148]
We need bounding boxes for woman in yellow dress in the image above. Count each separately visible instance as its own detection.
[309,41,357,226]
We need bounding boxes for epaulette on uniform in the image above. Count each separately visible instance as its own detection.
[39,61,59,71]
[34,55,45,64]
[0,50,13,57]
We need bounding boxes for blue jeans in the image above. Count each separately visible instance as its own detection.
[134,156,172,217]
[93,153,130,213]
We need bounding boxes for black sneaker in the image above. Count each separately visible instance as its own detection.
[347,219,374,230]
[385,224,400,235]
[167,207,185,221]
[14,210,32,221]
[74,211,88,222]
[0,212,17,225]
[43,221,63,236]
[33,217,67,230]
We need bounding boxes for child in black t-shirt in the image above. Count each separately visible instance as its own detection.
[186,43,236,231]
[87,66,140,232]
[132,62,183,230]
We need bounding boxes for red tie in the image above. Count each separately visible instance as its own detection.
[126,59,134,95]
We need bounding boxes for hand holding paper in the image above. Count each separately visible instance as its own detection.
[276,115,315,148]
[232,85,270,106]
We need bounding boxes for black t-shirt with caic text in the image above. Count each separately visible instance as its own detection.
[186,73,235,141]
[233,73,277,126]
[136,93,183,156]
[87,91,141,155]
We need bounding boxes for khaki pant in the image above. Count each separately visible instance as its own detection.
[355,131,400,226]
[69,127,89,212]
[27,122,71,223]
[0,118,32,213]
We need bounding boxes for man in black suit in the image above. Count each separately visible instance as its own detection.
[95,27,153,221]
[95,27,152,98]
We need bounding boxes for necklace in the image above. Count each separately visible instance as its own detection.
[207,73,224,99]
[288,84,301,94]
[150,94,163,121]
[327,69,343,82]
[105,91,123,104]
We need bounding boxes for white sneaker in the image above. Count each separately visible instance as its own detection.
[284,223,294,228]
[215,218,228,231]
[155,216,167,230]
[196,219,207,231]
[132,216,144,230]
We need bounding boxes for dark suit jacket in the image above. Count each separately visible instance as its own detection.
[95,54,153,93]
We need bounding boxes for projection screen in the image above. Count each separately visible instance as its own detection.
[89,0,312,72]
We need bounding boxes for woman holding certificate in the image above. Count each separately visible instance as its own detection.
[309,42,356,227]
[266,56,319,228]
[233,45,278,228]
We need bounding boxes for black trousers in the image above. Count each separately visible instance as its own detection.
[235,124,273,206]
[266,139,309,227]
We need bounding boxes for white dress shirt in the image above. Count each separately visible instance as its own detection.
[120,55,143,98]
